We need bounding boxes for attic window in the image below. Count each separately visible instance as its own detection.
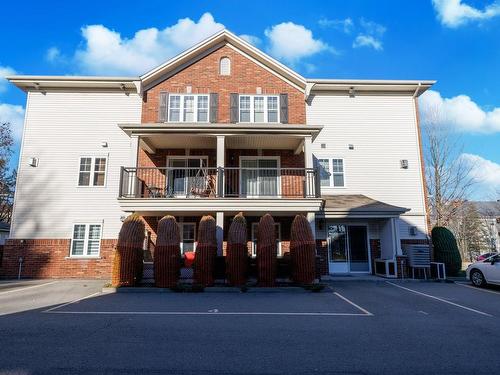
[219,57,231,76]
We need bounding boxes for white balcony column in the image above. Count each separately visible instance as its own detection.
[307,212,316,240]
[130,135,140,167]
[303,135,313,169]
[128,135,140,197]
[216,135,225,197]
[216,211,224,256]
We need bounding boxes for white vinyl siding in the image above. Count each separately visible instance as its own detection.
[307,94,426,215]
[168,94,209,123]
[10,91,142,239]
[239,95,279,123]
[70,223,102,257]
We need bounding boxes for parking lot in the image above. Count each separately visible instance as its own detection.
[0,279,499,375]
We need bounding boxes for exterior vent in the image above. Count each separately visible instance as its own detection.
[321,143,326,149]
[28,157,39,167]
[409,226,417,236]
[400,159,408,169]
[348,144,354,150]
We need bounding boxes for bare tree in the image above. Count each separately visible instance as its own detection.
[421,105,475,227]
[0,122,16,223]
[449,203,489,262]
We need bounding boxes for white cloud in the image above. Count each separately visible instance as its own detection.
[0,66,16,93]
[74,13,224,75]
[352,19,386,51]
[432,0,500,28]
[461,153,500,196]
[0,103,25,141]
[264,22,330,63]
[318,17,354,33]
[239,34,261,46]
[46,47,62,63]
[420,90,500,133]
[353,35,383,50]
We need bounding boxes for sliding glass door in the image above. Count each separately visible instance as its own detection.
[240,157,280,197]
[167,157,207,197]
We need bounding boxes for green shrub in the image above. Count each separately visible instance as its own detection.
[431,226,462,276]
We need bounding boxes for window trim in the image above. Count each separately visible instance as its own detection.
[179,222,197,254]
[238,95,280,123]
[219,57,231,76]
[251,222,282,257]
[316,157,346,188]
[77,155,108,188]
[69,222,103,258]
[167,93,210,123]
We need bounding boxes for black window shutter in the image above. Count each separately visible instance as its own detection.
[230,93,239,123]
[280,93,289,124]
[209,93,219,123]
[158,92,169,122]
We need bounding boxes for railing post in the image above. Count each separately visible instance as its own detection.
[217,167,224,198]
[314,168,321,198]
[118,166,124,198]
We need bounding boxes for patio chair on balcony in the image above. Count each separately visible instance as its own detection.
[189,168,216,198]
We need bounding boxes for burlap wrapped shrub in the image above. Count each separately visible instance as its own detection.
[290,214,316,284]
[257,214,277,287]
[154,215,181,288]
[193,215,217,287]
[226,213,248,286]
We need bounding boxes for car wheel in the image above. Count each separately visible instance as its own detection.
[470,269,486,287]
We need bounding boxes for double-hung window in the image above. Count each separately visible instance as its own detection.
[168,94,209,122]
[71,223,102,257]
[315,158,345,187]
[239,95,280,123]
[78,157,107,187]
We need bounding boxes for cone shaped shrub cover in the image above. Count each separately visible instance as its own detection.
[112,214,145,287]
[432,226,462,276]
[154,215,181,288]
[194,215,217,286]
[290,215,316,284]
[257,214,277,287]
[226,213,248,286]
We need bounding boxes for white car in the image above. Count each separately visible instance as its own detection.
[466,253,500,287]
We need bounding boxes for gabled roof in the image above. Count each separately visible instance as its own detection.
[6,29,435,95]
[322,194,409,217]
[140,29,307,92]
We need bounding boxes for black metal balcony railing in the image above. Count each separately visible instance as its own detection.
[119,167,320,199]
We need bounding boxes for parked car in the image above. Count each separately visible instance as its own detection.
[476,252,498,261]
[466,253,500,287]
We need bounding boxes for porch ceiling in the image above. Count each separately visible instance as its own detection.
[140,133,305,150]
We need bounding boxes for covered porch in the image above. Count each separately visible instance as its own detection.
[316,195,410,277]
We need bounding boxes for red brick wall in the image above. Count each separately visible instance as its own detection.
[0,239,116,279]
[137,148,306,198]
[141,44,306,124]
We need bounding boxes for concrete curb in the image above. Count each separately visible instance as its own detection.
[102,286,324,293]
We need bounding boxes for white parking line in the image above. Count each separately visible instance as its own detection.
[455,282,500,295]
[43,292,101,313]
[0,281,58,295]
[386,281,493,317]
[333,292,374,316]
[43,311,371,317]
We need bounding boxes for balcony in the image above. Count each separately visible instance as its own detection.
[119,166,320,199]
[118,166,323,214]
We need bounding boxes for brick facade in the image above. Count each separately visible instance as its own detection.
[141,44,305,124]
[0,239,116,279]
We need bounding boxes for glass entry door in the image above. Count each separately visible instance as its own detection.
[240,157,279,197]
[327,224,370,273]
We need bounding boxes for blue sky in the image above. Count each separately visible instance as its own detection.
[1,0,499,199]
